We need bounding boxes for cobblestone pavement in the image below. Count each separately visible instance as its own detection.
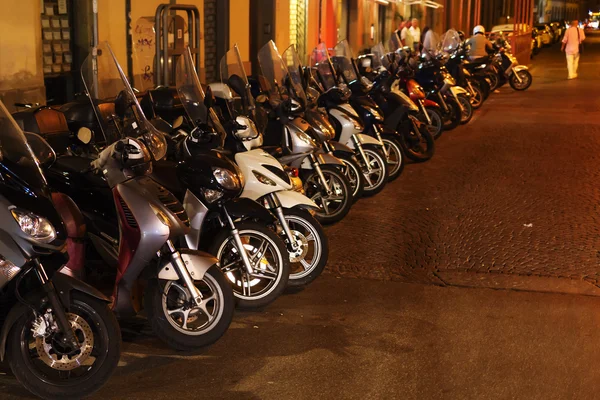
[325,33,600,291]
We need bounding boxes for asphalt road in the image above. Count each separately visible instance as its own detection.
[4,34,600,399]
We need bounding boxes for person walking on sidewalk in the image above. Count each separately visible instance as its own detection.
[561,20,585,79]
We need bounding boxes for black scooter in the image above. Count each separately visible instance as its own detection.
[0,100,120,399]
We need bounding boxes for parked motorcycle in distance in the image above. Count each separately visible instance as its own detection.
[255,40,354,224]
[187,45,330,288]
[0,100,120,399]
[490,33,533,91]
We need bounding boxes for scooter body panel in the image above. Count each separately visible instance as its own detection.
[274,190,318,210]
[236,149,293,200]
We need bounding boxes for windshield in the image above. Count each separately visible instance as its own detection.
[371,43,389,69]
[389,31,402,51]
[310,43,337,90]
[332,40,359,83]
[0,101,47,190]
[220,44,255,109]
[176,47,209,127]
[257,40,289,104]
[282,45,308,106]
[441,29,461,53]
[81,41,167,160]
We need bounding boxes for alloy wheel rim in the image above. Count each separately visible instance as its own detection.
[360,150,385,190]
[218,231,283,300]
[305,172,346,217]
[285,215,322,279]
[383,139,402,176]
[162,276,223,335]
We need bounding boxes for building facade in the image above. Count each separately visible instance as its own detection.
[4,0,579,110]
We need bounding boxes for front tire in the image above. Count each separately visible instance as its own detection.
[381,134,405,181]
[209,221,290,309]
[423,106,444,140]
[398,117,435,162]
[358,145,388,197]
[509,70,532,91]
[458,94,473,124]
[442,97,462,131]
[334,151,365,202]
[303,165,353,224]
[282,208,329,287]
[468,80,484,109]
[7,294,121,400]
[145,262,235,351]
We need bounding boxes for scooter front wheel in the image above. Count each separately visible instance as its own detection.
[423,106,444,140]
[8,293,121,400]
[442,97,462,131]
[398,118,435,162]
[333,152,365,202]
[509,70,532,91]
[359,145,389,197]
[282,208,329,287]
[458,94,473,124]
[303,165,353,224]
[210,221,290,309]
[145,261,235,350]
[381,134,405,181]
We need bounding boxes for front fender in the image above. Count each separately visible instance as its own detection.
[274,190,319,210]
[423,99,440,108]
[158,249,217,280]
[224,197,277,224]
[329,141,354,156]
[513,65,528,72]
[450,86,469,97]
[53,272,110,307]
[356,133,384,147]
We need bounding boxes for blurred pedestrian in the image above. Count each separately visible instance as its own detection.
[409,19,421,51]
[561,20,585,79]
[422,27,439,54]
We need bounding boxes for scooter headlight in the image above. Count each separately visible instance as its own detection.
[212,167,241,191]
[11,209,57,243]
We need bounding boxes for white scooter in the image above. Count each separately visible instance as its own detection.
[179,47,329,287]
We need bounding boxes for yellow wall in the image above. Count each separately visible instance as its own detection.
[229,0,250,62]
[275,0,291,52]
[0,1,43,92]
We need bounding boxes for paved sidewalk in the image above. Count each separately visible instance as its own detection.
[325,33,600,294]
[5,276,600,399]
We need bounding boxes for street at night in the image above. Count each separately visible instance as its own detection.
[1,0,599,399]
[3,27,600,400]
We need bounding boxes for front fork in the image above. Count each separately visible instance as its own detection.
[265,193,299,252]
[372,124,389,158]
[221,208,256,277]
[417,100,432,125]
[165,240,204,306]
[310,153,332,194]
[34,260,80,349]
[351,135,373,172]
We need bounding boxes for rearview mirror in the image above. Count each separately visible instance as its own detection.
[77,127,92,144]
[227,74,247,99]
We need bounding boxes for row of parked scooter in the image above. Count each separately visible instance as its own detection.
[0,28,531,399]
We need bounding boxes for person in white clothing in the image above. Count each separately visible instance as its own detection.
[408,19,421,51]
[561,20,585,79]
[400,21,411,46]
